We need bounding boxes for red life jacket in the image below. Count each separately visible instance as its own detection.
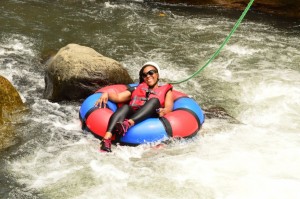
[129,82,173,109]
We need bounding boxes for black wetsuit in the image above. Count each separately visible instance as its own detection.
[106,91,160,133]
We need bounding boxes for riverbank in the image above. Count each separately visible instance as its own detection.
[154,0,300,19]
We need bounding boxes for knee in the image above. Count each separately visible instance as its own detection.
[148,98,160,107]
[120,104,131,111]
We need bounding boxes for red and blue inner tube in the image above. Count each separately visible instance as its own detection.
[79,84,205,145]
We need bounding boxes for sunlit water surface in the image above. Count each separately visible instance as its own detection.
[0,1,300,198]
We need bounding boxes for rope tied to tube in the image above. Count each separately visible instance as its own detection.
[170,0,255,84]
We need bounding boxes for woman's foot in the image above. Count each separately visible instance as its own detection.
[115,119,132,136]
[100,139,112,152]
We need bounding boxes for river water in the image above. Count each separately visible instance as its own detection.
[1,0,300,198]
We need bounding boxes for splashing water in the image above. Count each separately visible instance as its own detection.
[1,1,300,198]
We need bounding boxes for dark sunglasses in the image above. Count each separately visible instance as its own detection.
[142,70,157,78]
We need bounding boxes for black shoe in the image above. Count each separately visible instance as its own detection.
[100,139,112,152]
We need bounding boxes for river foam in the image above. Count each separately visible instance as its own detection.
[1,1,300,198]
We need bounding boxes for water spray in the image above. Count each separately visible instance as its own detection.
[170,0,255,84]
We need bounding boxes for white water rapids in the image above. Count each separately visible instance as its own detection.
[0,1,300,198]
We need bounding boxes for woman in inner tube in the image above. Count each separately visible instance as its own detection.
[95,61,174,152]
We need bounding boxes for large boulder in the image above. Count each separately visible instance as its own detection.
[157,0,300,18]
[44,44,133,101]
[0,75,25,150]
[0,76,24,125]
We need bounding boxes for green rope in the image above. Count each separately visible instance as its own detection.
[170,0,255,84]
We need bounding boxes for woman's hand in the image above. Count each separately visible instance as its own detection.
[157,90,173,117]
[95,92,109,108]
[157,108,166,117]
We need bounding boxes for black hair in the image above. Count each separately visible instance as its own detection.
[139,65,147,83]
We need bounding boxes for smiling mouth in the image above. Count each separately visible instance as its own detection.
[145,77,154,82]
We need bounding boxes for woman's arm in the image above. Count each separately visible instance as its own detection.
[95,90,131,108]
[158,90,173,117]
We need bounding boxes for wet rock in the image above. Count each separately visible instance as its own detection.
[0,125,20,152]
[0,76,24,124]
[44,43,133,102]
[204,106,242,124]
[0,76,25,150]
[156,0,300,18]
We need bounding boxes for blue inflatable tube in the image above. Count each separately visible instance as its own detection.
[120,118,168,145]
[79,93,117,122]
[173,97,205,124]
[79,84,205,145]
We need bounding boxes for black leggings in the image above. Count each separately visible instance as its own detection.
[106,98,160,133]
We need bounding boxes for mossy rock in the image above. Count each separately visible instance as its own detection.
[0,76,25,150]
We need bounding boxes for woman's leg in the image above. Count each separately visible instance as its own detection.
[130,98,160,124]
[106,104,134,133]
[100,104,134,152]
[115,98,160,135]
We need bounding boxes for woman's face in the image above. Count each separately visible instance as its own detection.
[142,66,159,87]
